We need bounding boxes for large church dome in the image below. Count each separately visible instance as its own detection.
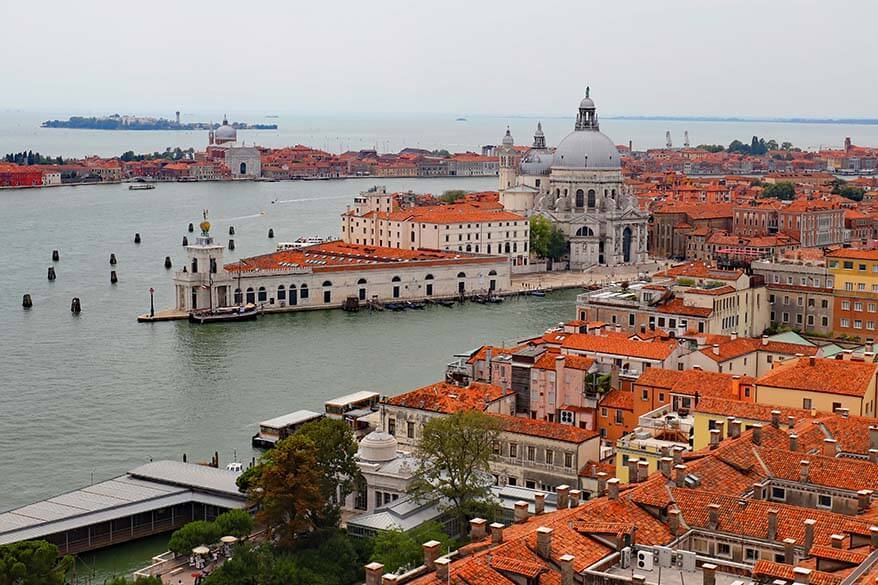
[552,88,621,170]
[215,117,237,143]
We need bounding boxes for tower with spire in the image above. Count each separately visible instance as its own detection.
[532,122,546,150]
[498,126,517,190]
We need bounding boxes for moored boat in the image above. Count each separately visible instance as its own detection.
[129,183,155,190]
[188,304,259,324]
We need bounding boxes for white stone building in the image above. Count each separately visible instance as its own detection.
[206,117,261,178]
[499,89,649,269]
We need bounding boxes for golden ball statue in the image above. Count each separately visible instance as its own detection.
[200,220,211,234]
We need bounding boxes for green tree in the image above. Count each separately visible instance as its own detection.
[215,508,254,538]
[294,418,360,528]
[440,190,467,203]
[409,410,500,532]
[0,541,73,585]
[696,144,724,153]
[530,216,567,260]
[761,182,796,200]
[370,522,452,573]
[837,186,865,202]
[168,520,222,556]
[104,576,163,585]
[243,435,325,549]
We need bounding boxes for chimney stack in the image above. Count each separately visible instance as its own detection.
[709,429,721,449]
[762,334,769,346]
[569,489,582,508]
[830,534,845,549]
[703,563,718,585]
[768,509,779,541]
[708,503,721,530]
[752,424,763,446]
[673,446,684,465]
[596,472,608,496]
[608,478,620,500]
[787,415,796,429]
[382,573,399,585]
[752,482,764,500]
[715,420,726,440]
[469,518,487,540]
[789,433,798,452]
[534,492,545,515]
[633,576,647,585]
[712,344,720,356]
[556,485,570,509]
[783,538,796,564]
[675,464,688,487]
[837,407,849,419]
[809,355,817,367]
[793,567,812,585]
[823,438,837,457]
[560,554,575,585]
[490,522,505,544]
[423,541,441,570]
[435,557,451,582]
[536,526,553,558]
[637,460,650,483]
[660,457,674,479]
[729,419,742,438]
[870,526,878,549]
[669,508,681,536]
[870,449,878,464]
[804,519,816,554]
[858,490,873,513]
[771,410,781,428]
[869,426,878,451]
[514,501,529,523]
[731,331,738,341]
[627,458,639,482]
[800,460,810,484]
[365,563,384,585]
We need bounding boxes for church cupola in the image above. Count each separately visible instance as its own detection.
[532,122,546,150]
[502,126,514,147]
[575,87,599,131]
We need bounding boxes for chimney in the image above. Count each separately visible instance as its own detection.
[435,557,451,582]
[762,334,769,346]
[771,410,781,428]
[768,509,779,541]
[800,460,810,484]
[783,538,796,564]
[608,478,620,500]
[731,376,742,400]
[752,424,763,446]
[490,522,505,544]
[709,429,721,449]
[809,356,816,366]
[559,554,575,585]
[870,526,878,549]
[823,438,837,457]
[469,517,487,540]
[715,419,726,440]
[712,343,720,356]
[627,458,639,482]
[804,519,816,554]
[729,419,742,438]
[660,457,674,479]
[669,508,681,536]
[675,464,688,487]
[708,503,721,530]
[596,472,608,496]
[633,575,647,585]
[569,489,582,508]
[837,407,849,419]
[789,433,798,452]
[703,563,718,585]
[870,426,878,451]
[556,485,570,509]
[752,482,764,500]
[858,490,873,513]
[870,449,878,464]
[843,350,853,361]
[673,446,684,465]
[536,526,553,558]
[637,460,650,483]
[793,567,812,585]
[382,574,399,585]
[365,562,384,585]
[731,331,738,341]
[423,541,441,570]
[534,492,545,515]
[830,534,845,549]
[787,415,796,429]
[867,338,875,354]
[514,501,529,523]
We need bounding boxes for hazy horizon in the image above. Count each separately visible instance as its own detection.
[2,0,876,119]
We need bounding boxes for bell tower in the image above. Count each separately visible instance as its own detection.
[498,127,517,191]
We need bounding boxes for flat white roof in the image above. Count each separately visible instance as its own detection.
[259,409,322,429]
[325,391,379,407]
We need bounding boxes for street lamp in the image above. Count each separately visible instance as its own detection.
[149,287,155,318]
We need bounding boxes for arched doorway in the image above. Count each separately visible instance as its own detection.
[623,227,633,263]
[457,272,466,294]
[425,274,434,297]
[246,287,255,304]
[289,284,297,305]
[488,270,497,292]
[391,276,401,298]
[358,278,367,301]
[240,162,247,175]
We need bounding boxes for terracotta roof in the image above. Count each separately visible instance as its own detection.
[827,248,878,260]
[758,446,878,492]
[756,357,877,397]
[533,351,595,372]
[600,389,633,410]
[694,396,819,424]
[699,337,817,363]
[635,368,753,398]
[808,545,870,565]
[384,381,512,413]
[561,333,677,361]
[491,413,599,444]
[818,414,878,456]
[655,298,714,317]
[578,460,616,478]
[752,561,843,585]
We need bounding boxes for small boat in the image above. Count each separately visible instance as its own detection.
[435,299,455,308]
[129,183,155,190]
[406,301,426,310]
[188,304,259,324]
[530,290,546,297]
[385,302,406,312]
[455,117,467,122]
[487,296,504,304]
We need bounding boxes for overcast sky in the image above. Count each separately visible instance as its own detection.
[2,0,874,118]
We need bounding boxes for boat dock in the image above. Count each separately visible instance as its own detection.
[0,461,246,555]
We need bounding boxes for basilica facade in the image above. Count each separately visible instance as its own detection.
[499,90,649,269]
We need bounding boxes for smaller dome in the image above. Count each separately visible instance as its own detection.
[215,117,237,142]
[520,149,553,176]
[358,430,398,462]
[579,96,595,109]
[501,127,514,146]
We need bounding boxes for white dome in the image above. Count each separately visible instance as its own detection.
[553,130,620,170]
[358,430,398,462]
[520,149,553,175]
[215,123,237,141]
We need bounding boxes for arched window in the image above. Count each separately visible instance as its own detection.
[257,286,267,302]
[234,288,242,304]
[457,272,466,278]
[240,162,247,174]
[489,270,497,276]
[277,285,286,301]
[466,244,472,252]
[322,281,332,303]
[576,226,595,237]
[587,189,596,208]
[357,278,367,284]
[358,279,367,300]
[191,258,198,273]
[425,274,434,280]
[299,284,309,300]
[575,189,584,208]
[322,280,332,287]
[289,284,298,305]
[391,276,401,282]
[611,189,616,197]
[504,242,510,253]
[246,287,255,304]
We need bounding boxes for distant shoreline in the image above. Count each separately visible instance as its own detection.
[604,115,878,126]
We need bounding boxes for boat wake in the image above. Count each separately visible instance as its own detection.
[273,195,349,204]
[221,211,267,221]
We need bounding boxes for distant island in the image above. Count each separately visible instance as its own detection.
[41,114,278,131]
[604,115,878,125]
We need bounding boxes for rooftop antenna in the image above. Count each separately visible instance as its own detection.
[683,131,690,148]
[666,131,673,149]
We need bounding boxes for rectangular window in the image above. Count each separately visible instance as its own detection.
[509,443,517,458]
[546,449,554,465]
[803,398,812,409]
[601,407,608,418]
[564,452,573,468]
[406,421,414,438]
[844,261,854,269]
[717,543,732,559]
[855,320,863,329]
[642,389,649,401]
[841,318,850,327]
[387,418,396,436]
[745,548,758,562]
[843,300,851,310]
[527,446,536,461]
[771,486,786,501]
[855,302,864,312]
[615,409,623,424]
[818,494,832,509]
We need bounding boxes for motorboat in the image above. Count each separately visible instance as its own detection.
[188,304,259,324]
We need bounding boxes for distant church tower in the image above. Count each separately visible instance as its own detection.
[498,127,517,190]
